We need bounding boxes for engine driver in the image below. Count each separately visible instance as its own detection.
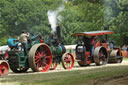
[19,30,29,56]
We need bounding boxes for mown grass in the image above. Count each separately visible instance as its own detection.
[1,65,128,85]
[123,57,128,61]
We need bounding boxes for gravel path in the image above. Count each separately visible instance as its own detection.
[8,61,128,76]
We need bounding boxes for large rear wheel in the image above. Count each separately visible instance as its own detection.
[28,43,52,72]
[62,53,74,69]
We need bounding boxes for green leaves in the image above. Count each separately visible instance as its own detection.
[0,0,128,46]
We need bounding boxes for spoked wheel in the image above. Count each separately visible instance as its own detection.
[93,47,108,66]
[28,43,52,72]
[62,53,74,69]
[50,62,58,70]
[0,60,9,76]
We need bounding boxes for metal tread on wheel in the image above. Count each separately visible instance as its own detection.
[62,52,74,69]
[28,43,52,72]
[0,60,9,76]
[93,46,108,66]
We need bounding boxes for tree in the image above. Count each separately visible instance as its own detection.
[0,0,128,46]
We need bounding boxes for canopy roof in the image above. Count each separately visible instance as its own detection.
[71,30,114,37]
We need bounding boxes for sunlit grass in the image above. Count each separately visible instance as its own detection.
[123,57,128,61]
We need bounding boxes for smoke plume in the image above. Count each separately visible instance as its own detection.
[47,0,67,32]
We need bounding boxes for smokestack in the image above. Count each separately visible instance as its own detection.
[56,24,61,42]
[104,25,108,30]
[104,25,109,42]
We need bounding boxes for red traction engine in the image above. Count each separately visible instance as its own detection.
[72,30,123,66]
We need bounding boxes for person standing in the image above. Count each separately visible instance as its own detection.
[19,31,29,56]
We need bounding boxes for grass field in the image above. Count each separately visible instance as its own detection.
[123,57,128,61]
[1,65,128,85]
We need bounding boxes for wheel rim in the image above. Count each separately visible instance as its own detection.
[29,43,52,72]
[0,61,9,76]
[94,47,108,66]
[62,53,74,69]
[50,62,58,70]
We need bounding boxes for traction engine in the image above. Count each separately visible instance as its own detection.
[7,34,52,73]
[75,39,108,66]
[7,25,74,73]
[72,30,123,67]
[45,25,74,70]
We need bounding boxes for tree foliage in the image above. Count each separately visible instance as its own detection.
[0,0,128,46]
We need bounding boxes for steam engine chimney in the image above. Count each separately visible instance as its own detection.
[56,24,61,42]
[104,25,109,42]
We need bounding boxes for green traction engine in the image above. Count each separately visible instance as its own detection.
[7,34,52,72]
[8,26,74,73]
[45,25,74,70]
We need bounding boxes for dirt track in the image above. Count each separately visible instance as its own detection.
[8,60,128,76]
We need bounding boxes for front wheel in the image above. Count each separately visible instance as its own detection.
[93,47,108,66]
[62,53,74,69]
